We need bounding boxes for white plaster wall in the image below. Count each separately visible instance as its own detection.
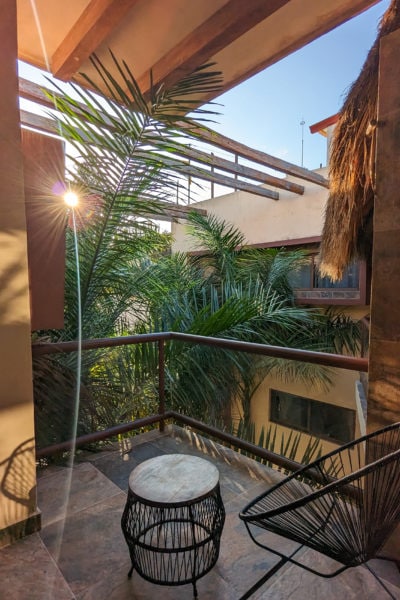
[172,168,328,252]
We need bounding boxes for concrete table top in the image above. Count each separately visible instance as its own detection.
[128,454,220,504]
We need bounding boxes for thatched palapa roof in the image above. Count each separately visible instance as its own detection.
[319,0,400,281]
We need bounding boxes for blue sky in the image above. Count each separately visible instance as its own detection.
[210,0,390,171]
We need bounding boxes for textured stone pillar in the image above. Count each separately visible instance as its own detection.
[368,27,400,432]
[0,0,40,546]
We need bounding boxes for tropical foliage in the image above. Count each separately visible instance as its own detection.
[233,419,323,470]
[108,211,360,427]
[33,54,222,446]
[33,54,361,454]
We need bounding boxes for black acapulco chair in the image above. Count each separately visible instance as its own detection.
[239,422,400,599]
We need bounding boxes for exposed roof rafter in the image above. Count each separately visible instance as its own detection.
[51,0,141,81]
[179,121,329,188]
[136,0,289,96]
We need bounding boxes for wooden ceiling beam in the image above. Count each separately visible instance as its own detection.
[196,0,380,108]
[51,0,141,81]
[177,165,279,200]
[137,0,289,95]
[173,145,304,195]
[19,77,325,189]
[179,121,329,188]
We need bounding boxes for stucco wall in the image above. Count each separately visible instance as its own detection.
[172,168,328,251]
[0,1,38,545]
[250,368,362,460]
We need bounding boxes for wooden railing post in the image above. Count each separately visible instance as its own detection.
[158,339,165,432]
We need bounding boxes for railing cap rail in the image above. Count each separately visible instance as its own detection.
[32,331,368,372]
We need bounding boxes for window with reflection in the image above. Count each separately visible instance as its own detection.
[289,255,359,290]
[270,389,355,444]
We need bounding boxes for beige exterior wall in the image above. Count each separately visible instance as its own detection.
[250,368,363,460]
[172,168,328,251]
[0,0,38,546]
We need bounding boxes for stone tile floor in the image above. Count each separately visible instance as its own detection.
[1,425,400,599]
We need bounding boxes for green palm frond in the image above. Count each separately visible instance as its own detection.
[35,53,361,453]
[44,53,223,341]
[228,420,323,471]
[34,53,224,446]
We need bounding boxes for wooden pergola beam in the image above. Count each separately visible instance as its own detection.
[180,121,329,188]
[174,145,304,195]
[136,0,289,96]
[19,109,279,200]
[151,203,207,222]
[19,77,322,195]
[19,77,54,108]
[20,110,59,136]
[177,164,279,200]
[19,111,209,221]
[19,106,277,199]
[52,0,141,81]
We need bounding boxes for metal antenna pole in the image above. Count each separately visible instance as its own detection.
[300,118,305,167]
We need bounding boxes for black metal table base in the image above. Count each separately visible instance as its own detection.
[121,484,225,598]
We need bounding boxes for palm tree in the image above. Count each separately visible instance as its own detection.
[33,54,223,447]
[33,54,360,451]
[105,212,361,428]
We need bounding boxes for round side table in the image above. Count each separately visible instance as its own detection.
[121,454,225,598]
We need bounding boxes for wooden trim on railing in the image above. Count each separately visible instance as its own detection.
[170,333,368,372]
[168,411,302,472]
[31,332,173,356]
[35,409,304,473]
[34,332,368,473]
[35,412,174,459]
[158,339,165,432]
[32,331,368,371]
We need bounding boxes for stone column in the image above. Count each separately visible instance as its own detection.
[368,27,400,432]
[0,0,40,546]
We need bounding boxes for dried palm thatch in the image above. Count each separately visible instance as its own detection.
[319,0,400,281]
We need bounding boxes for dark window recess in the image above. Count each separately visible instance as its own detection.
[288,252,365,305]
[270,389,355,444]
[289,256,359,290]
[314,262,359,289]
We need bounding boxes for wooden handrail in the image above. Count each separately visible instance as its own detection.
[35,409,304,473]
[31,331,368,372]
[34,332,368,473]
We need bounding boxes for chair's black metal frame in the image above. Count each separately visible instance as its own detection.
[239,422,400,599]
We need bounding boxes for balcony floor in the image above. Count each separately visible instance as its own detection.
[2,425,400,599]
